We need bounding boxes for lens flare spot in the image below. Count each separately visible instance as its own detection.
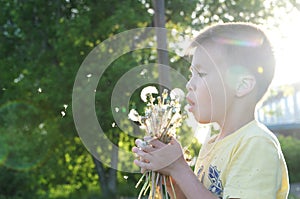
[225,65,250,89]
[213,36,264,47]
[257,66,264,74]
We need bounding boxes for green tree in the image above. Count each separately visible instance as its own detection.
[0,0,289,198]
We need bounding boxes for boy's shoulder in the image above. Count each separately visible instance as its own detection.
[236,120,280,147]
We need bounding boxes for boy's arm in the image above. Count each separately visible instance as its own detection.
[168,173,239,199]
[169,158,219,199]
[164,177,186,199]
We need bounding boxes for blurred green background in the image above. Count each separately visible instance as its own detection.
[0,0,299,198]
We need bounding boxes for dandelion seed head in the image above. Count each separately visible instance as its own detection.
[128,109,140,122]
[129,86,184,143]
[140,86,158,102]
[170,88,185,101]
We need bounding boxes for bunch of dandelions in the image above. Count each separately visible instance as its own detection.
[128,86,185,199]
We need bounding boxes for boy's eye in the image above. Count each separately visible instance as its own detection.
[198,72,207,78]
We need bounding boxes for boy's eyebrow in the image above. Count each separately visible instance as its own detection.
[189,66,200,74]
[190,64,202,71]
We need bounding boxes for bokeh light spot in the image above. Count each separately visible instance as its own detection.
[257,66,264,74]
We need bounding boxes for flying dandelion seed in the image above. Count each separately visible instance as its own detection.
[63,104,68,110]
[140,68,148,76]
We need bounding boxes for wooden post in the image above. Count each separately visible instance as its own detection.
[152,0,170,92]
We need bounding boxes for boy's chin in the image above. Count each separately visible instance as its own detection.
[194,115,212,124]
[188,108,213,124]
[198,120,211,125]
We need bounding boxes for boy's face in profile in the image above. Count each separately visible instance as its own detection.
[186,42,234,124]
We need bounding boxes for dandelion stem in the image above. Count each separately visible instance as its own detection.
[135,171,148,188]
[163,176,168,199]
[155,172,160,186]
[138,179,149,199]
[169,176,177,199]
[151,171,156,199]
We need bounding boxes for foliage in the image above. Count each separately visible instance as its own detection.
[278,136,300,183]
[0,0,292,198]
[288,194,300,199]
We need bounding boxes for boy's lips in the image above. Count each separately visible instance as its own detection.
[186,98,195,106]
[186,97,195,111]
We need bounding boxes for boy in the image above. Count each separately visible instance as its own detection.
[132,22,289,199]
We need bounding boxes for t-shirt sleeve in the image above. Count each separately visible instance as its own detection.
[223,136,282,199]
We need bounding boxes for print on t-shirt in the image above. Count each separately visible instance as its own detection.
[197,165,223,198]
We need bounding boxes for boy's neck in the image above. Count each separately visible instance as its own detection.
[218,103,256,140]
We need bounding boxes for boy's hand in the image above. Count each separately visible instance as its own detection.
[132,137,185,176]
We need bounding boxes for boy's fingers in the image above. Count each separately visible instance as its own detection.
[148,138,166,149]
[141,168,146,173]
[170,137,180,145]
[134,139,156,152]
[132,147,152,161]
[132,146,139,153]
[141,145,155,153]
[143,136,153,141]
[134,159,152,171]
[135,139,145,148]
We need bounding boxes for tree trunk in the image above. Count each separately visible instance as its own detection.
[152,0,170,92]
[92,131,119,197]
[108,145,118,192]
[92,156,110,197]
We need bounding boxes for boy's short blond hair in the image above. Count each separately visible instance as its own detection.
[190,22,275,101]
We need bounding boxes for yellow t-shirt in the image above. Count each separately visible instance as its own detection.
[194,120,289,199]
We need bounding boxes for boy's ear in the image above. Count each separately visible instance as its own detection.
[235,75,256,97]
